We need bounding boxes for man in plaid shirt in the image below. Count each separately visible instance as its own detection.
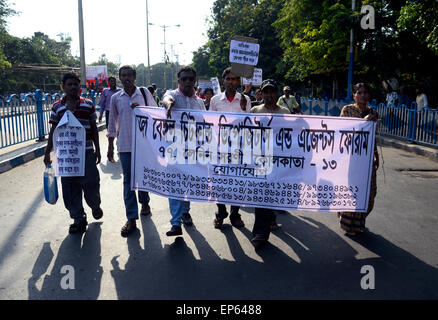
[107,65,158,237]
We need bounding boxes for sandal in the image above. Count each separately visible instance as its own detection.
[121,220,137,237]
[214,218,224,229]
[230,217,245,228]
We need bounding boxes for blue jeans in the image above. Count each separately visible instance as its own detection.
[119,152,150,220]
[168,199,190,226]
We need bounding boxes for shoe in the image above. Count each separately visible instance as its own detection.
[140,203,151,216]
[270,222,281,231]
[251,235,268,250]
[230,216,245,228]
[166,225,182,236]
[182,212,193,226]
[92,207,103,220]
[121,220,137,237]
[69,219,88,234]
[214,218,224,229]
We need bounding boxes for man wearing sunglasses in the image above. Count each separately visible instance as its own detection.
[209,67,251,230]
[162,66,205,236]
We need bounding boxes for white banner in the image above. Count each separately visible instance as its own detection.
[86,65,108,81]
[53,111,86,177]
[242,68,263,86]
[132,108,376,212]
[229,40,260,66]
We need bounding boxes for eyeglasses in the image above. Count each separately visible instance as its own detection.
[180,76,195,82]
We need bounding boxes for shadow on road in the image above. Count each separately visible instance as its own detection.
[27,213,438,299]
[0,190,44,267]
[99,159,122,180]
[28,222,103,300]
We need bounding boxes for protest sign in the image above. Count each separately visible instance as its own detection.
[198,80,213,92]
[131,107,376,213]
[86,65,108,81]
[230,36,259,78]
[53,110,86,177]
[211,77,222,95]
[242,68,263,86]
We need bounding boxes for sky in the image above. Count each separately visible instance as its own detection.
[6,0,215,67]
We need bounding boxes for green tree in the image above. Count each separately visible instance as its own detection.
[0,0,17,70]
[398,0,438,55]
[193,0,285,81]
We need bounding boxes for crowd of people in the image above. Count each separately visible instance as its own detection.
[384,82,429,110]
[43,65,379,250]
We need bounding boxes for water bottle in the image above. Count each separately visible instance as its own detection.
[44,165,58,205]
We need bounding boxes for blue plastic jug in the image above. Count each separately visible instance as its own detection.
[44,165,58,205]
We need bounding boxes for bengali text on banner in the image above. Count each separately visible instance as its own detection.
[131,107,376,212]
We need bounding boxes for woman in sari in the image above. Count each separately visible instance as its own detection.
[338,83,379,235]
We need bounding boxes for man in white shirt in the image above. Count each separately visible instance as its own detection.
[209,67,251,229]
[416,87,429,110]
[162,66,206,236]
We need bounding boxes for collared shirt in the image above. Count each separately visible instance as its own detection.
[210,91,251,113]
[49,96,97,150]
[163,88,205,111]
[99,87,121,113]
[107,86,158,153]
[386,91,398,106]
[277,95,299,113]
[416,93,428,110]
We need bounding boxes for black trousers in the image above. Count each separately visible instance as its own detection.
[216,204,240,220]
[252,207,276,240]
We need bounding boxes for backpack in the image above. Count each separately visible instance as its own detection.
[140,87,148,105]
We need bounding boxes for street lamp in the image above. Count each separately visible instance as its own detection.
[149,23,181,64]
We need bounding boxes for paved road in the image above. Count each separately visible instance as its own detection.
[0,130,437,300]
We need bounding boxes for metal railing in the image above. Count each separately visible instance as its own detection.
[0,90,101,149]
[1,93,436,149]
[301,97,437,147]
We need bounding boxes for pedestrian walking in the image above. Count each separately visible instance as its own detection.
[277,86,301,114]
[43,72,103,234]
[203,88,214,110]
[209,67,250,230]
[98,76,121,132]
[148,85,161,106]
[107,65,158,237]
[385,83,398,107]
[338,83,379,236]
[162,66,205,236]
[415,87,429,110]
[250,79,291,249]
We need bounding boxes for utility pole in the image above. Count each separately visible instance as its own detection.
[346,0,356,102]
[78,0,87,91]
[149,23,180,90]
[146,0,151,85]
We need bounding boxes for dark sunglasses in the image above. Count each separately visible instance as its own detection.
[180,76,195,82]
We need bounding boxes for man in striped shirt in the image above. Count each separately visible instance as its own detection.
[107,65,158,237]
[44,72,102,234]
